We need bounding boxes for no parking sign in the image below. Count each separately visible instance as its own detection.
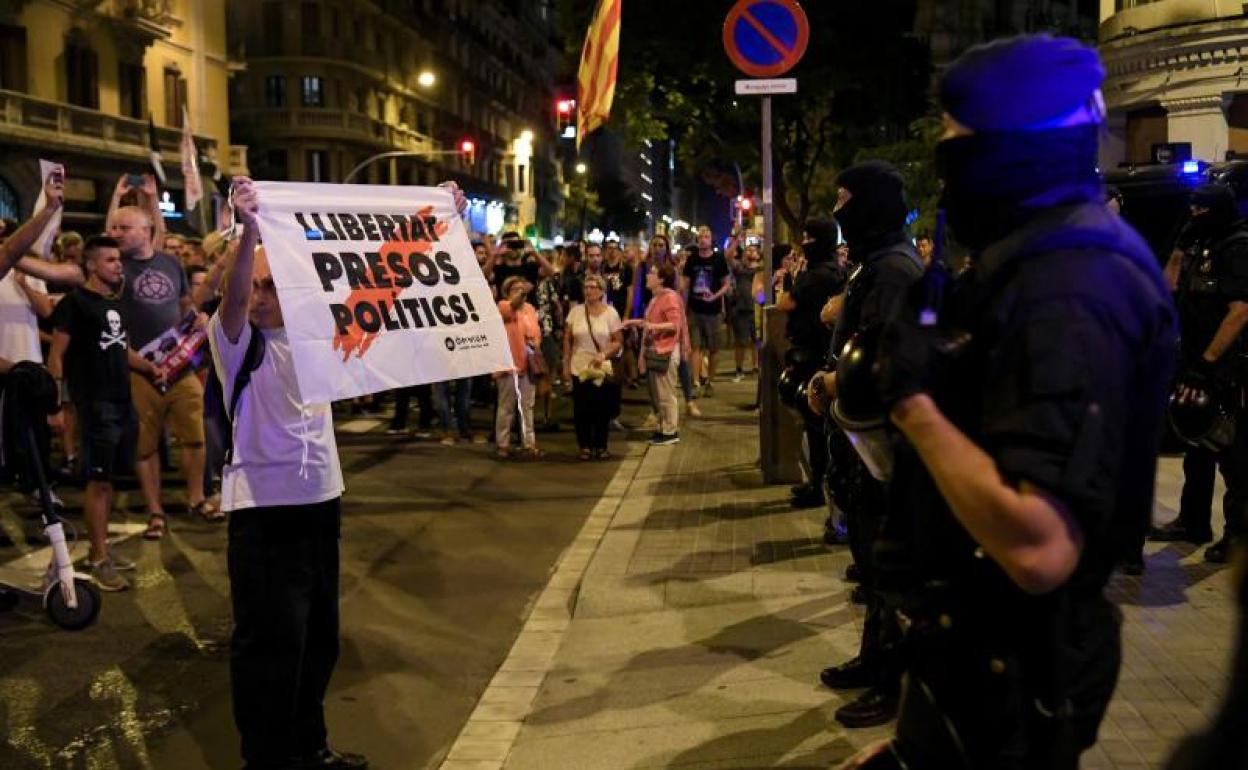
[722,0,809,78]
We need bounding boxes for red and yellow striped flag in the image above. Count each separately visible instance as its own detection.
[576,0,622,151]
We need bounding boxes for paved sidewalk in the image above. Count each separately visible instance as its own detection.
[442,375,1238,770]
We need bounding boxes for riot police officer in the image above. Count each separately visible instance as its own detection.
[805,161,923,728]
[777,218,845,509]
[1150,183,1248,563]
[836,35,1177,769]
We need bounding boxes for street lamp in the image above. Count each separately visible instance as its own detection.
[575,162,587,175]
[519,129,534,144]
[417,70,436,88]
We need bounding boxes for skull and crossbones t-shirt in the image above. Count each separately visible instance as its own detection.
[50,286,132,404]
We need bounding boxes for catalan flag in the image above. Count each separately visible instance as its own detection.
[576,0,622,151]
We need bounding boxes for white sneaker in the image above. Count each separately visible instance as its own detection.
[732,370,745,383]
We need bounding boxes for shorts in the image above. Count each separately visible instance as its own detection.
[689,312,723,352]
[77,400,138,482]
[731,312,757,345]
[131,372,206,458]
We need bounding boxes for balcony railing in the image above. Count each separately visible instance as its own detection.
[235,107,435,154]
[0,89,217,159]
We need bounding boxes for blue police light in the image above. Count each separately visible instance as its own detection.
[1181,160,1201,175]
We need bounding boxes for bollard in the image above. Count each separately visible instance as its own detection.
[759,306,804,484]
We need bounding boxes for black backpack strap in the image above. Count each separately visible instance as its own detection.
[223,324,265,463]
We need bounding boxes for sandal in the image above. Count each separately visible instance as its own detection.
[142,513,167,541]
[579,449,593,461]
[189,499,226,523]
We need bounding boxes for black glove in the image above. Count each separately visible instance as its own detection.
[1181,356,1217,390]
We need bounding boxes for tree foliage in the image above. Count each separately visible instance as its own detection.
[558,0,933,236]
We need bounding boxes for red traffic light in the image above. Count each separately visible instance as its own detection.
[556,99,575,115]
[738,196,753,211]
[460,139,475,154]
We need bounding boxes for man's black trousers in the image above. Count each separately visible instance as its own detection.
[229,498,341,768]
[1178,409,1248,539]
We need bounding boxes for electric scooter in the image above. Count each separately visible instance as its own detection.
[0,365,100,630]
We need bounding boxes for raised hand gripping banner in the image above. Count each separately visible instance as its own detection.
[253,182,513,405]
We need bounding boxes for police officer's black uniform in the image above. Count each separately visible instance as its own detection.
[871,199,1176,768]
[813,161,922,728]
[834,35,1178,770]
[1152,184,1248,560]
[784,220,844,508]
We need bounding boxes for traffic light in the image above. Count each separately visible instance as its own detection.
[459,139,475,166]
[556,99,576,140]
[737,194,755,229]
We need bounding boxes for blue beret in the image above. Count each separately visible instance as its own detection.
[940,34,1104,132]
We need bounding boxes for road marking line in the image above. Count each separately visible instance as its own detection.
[0,521,145,590]
[337,418,385,434]
[437,444,648,770]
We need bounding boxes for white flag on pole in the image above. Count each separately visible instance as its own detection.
[30,160,63,260]
[180,105,202,212]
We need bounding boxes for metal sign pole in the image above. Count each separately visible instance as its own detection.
[761,94,774,310]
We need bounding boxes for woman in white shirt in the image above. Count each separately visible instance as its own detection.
[562,274,622,460]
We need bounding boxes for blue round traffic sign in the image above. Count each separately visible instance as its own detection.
[723,0,810,78]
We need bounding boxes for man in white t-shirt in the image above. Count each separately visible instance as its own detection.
[213,178,358,770]
[216,178,467,770]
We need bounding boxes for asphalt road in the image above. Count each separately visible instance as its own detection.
[0,395,640,770]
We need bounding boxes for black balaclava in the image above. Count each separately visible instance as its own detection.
[802,217,839,265]
[1189,183,1240,240]
[834,161,909,256]
[936,34,1106,251]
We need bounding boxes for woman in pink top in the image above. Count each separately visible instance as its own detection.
[625,264,687,445]
[495,276,542,458]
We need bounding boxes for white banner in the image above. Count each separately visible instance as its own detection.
[31,160,63,259]
[253,182,513,405]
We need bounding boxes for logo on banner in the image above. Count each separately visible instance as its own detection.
[291,206,484,362]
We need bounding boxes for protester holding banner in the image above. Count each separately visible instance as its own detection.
[495,275,543,459]
[563,274,622,460]
[212,176,364,770]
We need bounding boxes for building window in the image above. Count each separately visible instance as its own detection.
[301,76,323,107]
[307,150,329,182]
[119,60,145,119]
[65,34,99,109]
[264,75,286,107]
[0,24,28,93]
[301,2,320,37]
[417,111,429,135]
[262,2,283,53]
[0,176,16,221]
[265,149,288,180]
[163,67,187,126]
[518,164,526,193]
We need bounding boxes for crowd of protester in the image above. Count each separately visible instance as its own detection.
[0,164,785,594]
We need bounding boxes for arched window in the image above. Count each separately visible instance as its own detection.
[0,175,19,221]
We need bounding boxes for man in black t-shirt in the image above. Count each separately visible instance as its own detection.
[681,226,731,392]
[49,236,162,593]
